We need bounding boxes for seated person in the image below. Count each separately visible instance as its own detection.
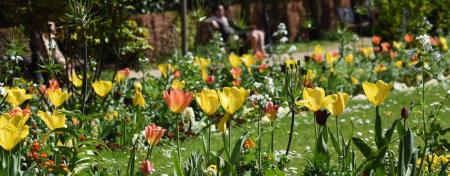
[207,4,265,55]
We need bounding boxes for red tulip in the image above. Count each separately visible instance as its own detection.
[163,89,192,113]
[206,75,215,85]
[264,102,279,120]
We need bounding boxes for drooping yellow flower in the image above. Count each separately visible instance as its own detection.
[47,89,71,107]
[134,81,142,92]
[361,47,374,58]
[0,124,29,150]
[5,87,33,107]
[133,90,146,108]
[37,110,66,130]
[92,80,113,97]
[296,87,337,112]
[158,64,172,78]
[326,92,349,116]
[362,80,392,106]
[218,87,250,114]
[217,113,231,133]
[0,107,31,128]
[229,53,242,68]
[195,89,220,116]
[345,54,353,64]
[194,57,210,70]
[69,72,83,87]
[171,79,185,90]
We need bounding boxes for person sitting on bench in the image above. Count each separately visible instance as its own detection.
[208,4,266,55]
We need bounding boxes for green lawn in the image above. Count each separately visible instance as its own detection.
[98,81,450,175]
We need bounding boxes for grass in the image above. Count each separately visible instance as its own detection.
[97,80,450,175]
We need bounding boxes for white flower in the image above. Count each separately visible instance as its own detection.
[447,90,450,95]
[280,36,289,43]
[288,45,297,53]
[416,34,432,51]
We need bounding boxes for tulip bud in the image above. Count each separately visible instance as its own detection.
[314,109,330,126]
[401,107,409,119]
[140,160,154,175]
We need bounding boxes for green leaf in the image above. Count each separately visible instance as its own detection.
[172,152,184,176]
[374,106,385,149]
[385,119,399,144]
[328,126,342,156]
[230,132,249,165]
[352,137,374,159]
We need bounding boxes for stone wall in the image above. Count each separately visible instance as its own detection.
[132,12,179,61]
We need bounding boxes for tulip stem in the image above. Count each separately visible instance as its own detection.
[222,132,230,160]
[271,121,274,154]
[207,118,211,165]
[285,108,295,156]
[257,107,262,172]
[177,116,181,163]
[228,120,232,158]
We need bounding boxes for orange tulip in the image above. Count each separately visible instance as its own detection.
[372,35,381,45]
[404,34,413,43]
[163,89,192,113]
[144,123,166,146]
[230,67,242,80]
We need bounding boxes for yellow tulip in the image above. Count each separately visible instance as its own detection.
[313,45,324,56]
[362,80,392,106]
[229,53,242,68]
[0,107,31,128]
[195,89,220,116]
[133,90,146,108]
[0,124,29,150]
[306,69,316,80]
[395,61,403,69]
[115,68,130,83]
[5,87,33,107]
[158,64,172,78]
[69,72,83,87]
[47,89,71,107]
[171,79,185,90]
[194,57,210,70]
[218,87,250,114]
[92,80,113,97]
[296,87,337,112]
[201,69,208,81]
[345,54,353,64]
[326,92,349,116]
[241,54,255,67]
[285,58,297,70]
[326,52,338,65]
[37,110,66,130]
